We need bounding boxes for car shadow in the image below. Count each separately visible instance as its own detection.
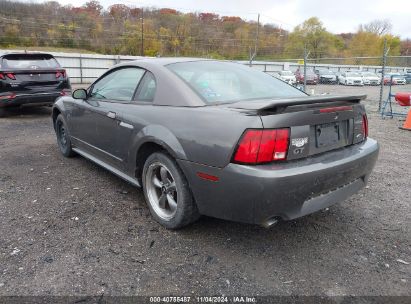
[3,106,52,118]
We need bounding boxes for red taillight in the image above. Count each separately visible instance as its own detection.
[0,93,16,100]
[273,129,290,160]
[56,70,66,78]
[233,130,262,164]
[233,129,290,164]
[6,73,16,80]
[362,114,368,138]
[0,73,15,80]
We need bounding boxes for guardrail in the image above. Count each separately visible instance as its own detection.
[1,50,409,84]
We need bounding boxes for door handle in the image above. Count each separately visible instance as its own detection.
[106,111,116,119]
[119,121,134,130]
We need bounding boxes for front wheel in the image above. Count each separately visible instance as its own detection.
[142,152,200,229]
[55,114,75,157]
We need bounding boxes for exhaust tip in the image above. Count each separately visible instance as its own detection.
[261,216,282,228]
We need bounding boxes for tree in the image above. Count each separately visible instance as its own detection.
[284,17,342,59]
[361,19,392,36]
[83,0,102,16]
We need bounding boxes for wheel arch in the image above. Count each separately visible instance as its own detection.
[52,107,61,130]
[51,99,67,130]
[133,125,188,183]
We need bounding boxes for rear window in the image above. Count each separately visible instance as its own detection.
[1,54,60,69]
[167,61,305,104]
[319,70,334,74]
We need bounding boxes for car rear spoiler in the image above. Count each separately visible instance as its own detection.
[226,95,366,113]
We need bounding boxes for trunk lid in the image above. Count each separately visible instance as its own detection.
[225,95,367,161]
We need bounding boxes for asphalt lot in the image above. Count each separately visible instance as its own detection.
[0,84,410,297]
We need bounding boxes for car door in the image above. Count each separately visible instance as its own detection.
[109,71,158,175]
[83,67,146,169]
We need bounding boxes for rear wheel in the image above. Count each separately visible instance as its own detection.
[55,114,75,157]
[142,152,199,229]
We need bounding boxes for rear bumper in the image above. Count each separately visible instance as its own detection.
[0,92,67,108]
[178,138,379,225]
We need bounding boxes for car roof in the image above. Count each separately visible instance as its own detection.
[124,57,212,66]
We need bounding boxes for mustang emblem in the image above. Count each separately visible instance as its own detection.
[291,137,308,147]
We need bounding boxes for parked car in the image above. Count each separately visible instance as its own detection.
[334,71,342,83]
[53,58,379,229]
[295,69,318,84]
[384,73,407,85]
[338,72,364,86]
[277,70,297,85]
[0,52,71,117]
[361,72,381,86]
[403,72,411,84]
[314,69,337,84]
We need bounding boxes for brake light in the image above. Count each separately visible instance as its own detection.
[0,73,16,80]
[319,106,353,113]
[233,129,290,164]
[0,93,16,100]
[6,73,16,80]
[56,70,66,78]
[362,114,368,138]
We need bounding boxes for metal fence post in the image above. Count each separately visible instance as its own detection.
[378,38,388,111]
[79,54,83,84]
[303,46,307,92]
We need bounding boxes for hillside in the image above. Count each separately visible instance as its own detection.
[0,0,406,61]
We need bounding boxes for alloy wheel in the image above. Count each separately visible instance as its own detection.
[145,162,178,220]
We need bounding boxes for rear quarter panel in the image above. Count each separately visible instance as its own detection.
[125,105,263,169]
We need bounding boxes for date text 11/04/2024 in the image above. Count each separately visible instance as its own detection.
[149,296,257,302]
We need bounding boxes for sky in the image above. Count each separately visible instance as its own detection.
[30,0,410,39]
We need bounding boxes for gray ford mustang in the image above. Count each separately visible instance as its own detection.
[52,58,379,229]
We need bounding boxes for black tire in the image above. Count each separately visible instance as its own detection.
[55,114,75,157]
[142,152,200,229]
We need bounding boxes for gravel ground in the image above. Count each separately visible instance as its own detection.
[0,84,410,298]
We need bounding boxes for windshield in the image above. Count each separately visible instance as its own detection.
[319,70,334,75]
[347,72,361,77]
[363,72,377,77]
[280,71,293,76]
[167,61,306,104]
[2,55,60,69]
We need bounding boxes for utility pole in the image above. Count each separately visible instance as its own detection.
[141,8,144,57]
[249,13,260,66]
[379,38,389,111]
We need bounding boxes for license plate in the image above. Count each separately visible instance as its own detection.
[316,122,340,148]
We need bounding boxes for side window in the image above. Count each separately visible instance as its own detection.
[90,67,145,102]
[134,72,156,102]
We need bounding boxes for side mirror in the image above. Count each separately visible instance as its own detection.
[72,88,87,100]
